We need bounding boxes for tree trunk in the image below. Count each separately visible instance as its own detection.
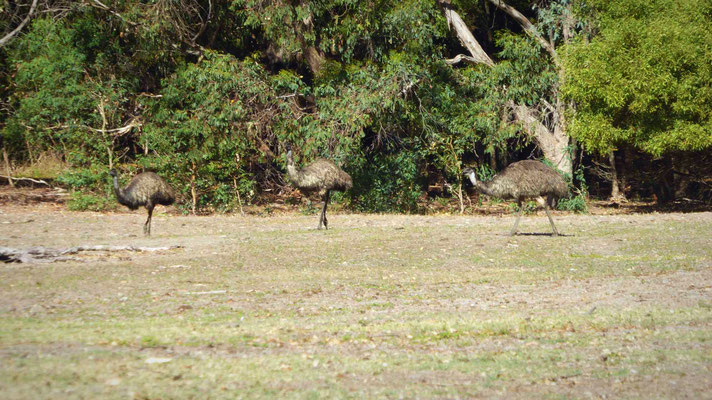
[303,46,326,76]
[510,103,572,176]
[436,0,573,177]
[190,162,197,215]
[98,99,113,169]
[436,0,494,66]
[2,148,14,187]
[457,183,464,214]
[672,154,690,199]
[233,153,245,215]
[609,151,620,199]
[608,150,628,202]
[295,5,326,76]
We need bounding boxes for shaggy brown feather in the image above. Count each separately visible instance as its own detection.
[463,160,569,236]
[478,160,568,203]
[287,158,353,195]
[110,169,175,235]
[286,150,352,229]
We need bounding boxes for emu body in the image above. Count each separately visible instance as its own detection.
[286,150,352,230]
[464,160,568,236]
[110,169,175,236]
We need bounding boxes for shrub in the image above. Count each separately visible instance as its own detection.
[67,192,114,211]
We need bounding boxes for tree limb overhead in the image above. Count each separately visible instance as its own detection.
[435,0,494,67]
[486,0,559,66]
[0,0,39,48]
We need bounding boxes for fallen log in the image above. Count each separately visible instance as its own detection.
[0,245,183,263]
[0,175,50,186]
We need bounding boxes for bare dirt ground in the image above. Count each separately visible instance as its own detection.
[1,201,711,399]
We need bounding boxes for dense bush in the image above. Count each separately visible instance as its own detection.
[1,0,710,212]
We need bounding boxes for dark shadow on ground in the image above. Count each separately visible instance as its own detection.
[612,200,712,214]
[510,232,574,237]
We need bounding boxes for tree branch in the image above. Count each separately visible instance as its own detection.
[435,0,494,67]
[445,54,482,66]
[191,0,212,44]
[486,0,559,67]
[89,0,138,26]
[0,0,39,48]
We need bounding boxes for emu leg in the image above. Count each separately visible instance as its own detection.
[144,206,154,236]
[544,204,559,236]
[509,200,523,236]
[318,191,330,230]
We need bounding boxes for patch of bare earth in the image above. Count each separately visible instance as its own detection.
[1,203,711,398]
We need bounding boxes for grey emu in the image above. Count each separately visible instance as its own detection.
[109,169,176,236]
[463,160,568,236]
[286,150,352,230]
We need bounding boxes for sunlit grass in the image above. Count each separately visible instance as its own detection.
[1,211,711,398]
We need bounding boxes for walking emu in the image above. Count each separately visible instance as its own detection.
[286,150,352,230]
[463,160,568,236]
[109,169,176,236]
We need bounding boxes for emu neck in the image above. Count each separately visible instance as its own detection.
[286,152,309,187]
[286,162,302,186]
[468,173,496,197]
[112,176,128,205]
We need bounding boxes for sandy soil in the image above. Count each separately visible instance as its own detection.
[1,202,711,399]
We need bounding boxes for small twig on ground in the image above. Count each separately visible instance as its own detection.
[185,290,227,295]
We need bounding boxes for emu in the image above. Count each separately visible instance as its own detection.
[463,160,568,236]
[286,150,352,230]
[109,169,176,236]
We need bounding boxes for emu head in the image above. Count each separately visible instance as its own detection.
[462,167,477,186]
[109,168,118,177]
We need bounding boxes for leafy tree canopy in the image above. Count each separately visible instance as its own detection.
[563,0,712,156]
[2,0,709,210]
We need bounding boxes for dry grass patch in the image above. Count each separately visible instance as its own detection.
[1,209,711,398]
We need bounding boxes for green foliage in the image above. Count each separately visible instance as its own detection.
[563,0,712,156]
[4,19,95,160]
[3,0,706,211]
[57,168,110,190]
[61,167,115,211]
[143,51,277,210]
[473,164,496,182]
[67,192,114,211]
[556,192,587,213]
[557,163,588,213]
[350,151,423,213]
[454,31,557,155]
[232,0,447,64]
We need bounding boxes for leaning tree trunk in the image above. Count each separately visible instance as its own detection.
[436,0,573,177]
[510,102,572,176]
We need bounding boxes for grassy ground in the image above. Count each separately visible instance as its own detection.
[1,205,711,399]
